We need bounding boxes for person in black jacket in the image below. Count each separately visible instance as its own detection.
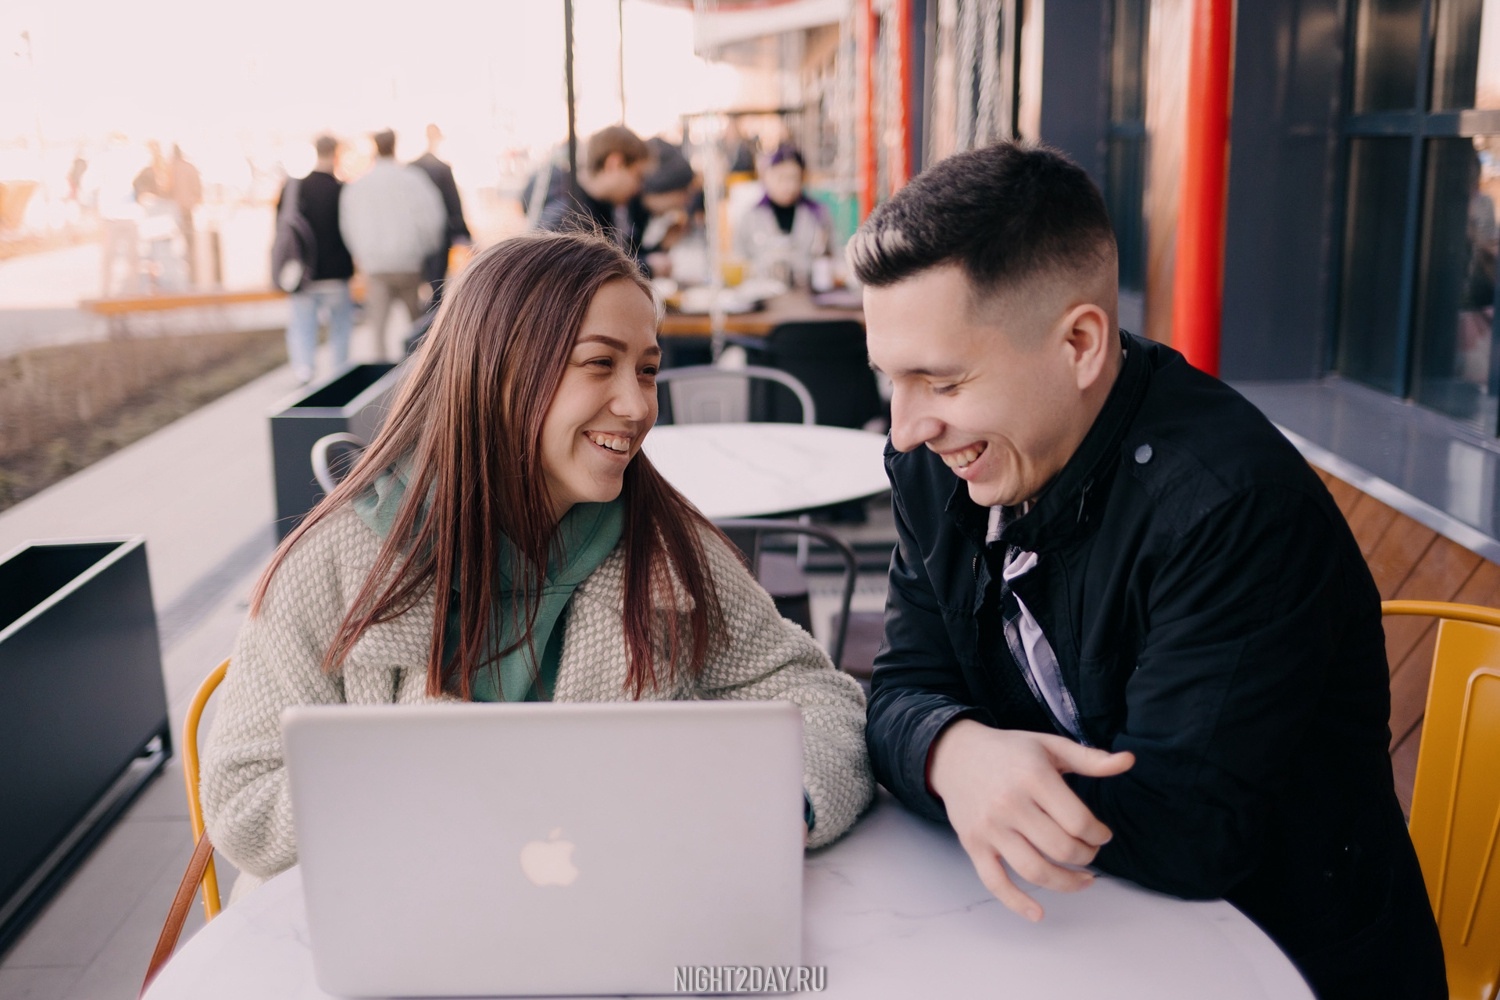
[278,134,356,383]
[850,141,1445,1000]
[537,126,660,276]
[411,123,472,308]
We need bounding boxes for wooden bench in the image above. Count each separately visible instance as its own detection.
[81,289,287,334]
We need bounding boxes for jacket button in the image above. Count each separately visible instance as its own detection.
[1134,444,1153,464]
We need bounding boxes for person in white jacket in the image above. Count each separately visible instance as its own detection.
[339,128,446,359]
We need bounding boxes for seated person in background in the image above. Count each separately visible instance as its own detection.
[733,144,831,287]
[637,137,700,274]
[537,126,658,275]
[851,142,1445,1000]
[203,231,873,902]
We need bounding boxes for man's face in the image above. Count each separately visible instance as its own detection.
[596,154,647,205]
[865,266,1087,509]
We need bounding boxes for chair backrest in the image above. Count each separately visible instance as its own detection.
[182,659,228,919]
[1382,600,1500,1000]
[656,364,816,426]
[142,659,228,996]
[715,518,856,670]
[311,432,368,494]
[764,321,884,430]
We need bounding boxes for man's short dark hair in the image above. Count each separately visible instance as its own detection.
[847,142,1116,296]
[314,134,339,158]
[372,128,397,158]
[585,126,649,175]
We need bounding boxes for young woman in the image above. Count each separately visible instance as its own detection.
[202,231,872,901]
[732,144,832,287]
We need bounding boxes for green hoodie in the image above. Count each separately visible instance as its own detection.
[352,460,624,701]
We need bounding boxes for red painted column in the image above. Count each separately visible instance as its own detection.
[1169,0,1234,376]
[857,0,878,219]
[892,0,912,191]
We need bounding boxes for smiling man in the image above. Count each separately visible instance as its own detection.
[851,142,1444,999]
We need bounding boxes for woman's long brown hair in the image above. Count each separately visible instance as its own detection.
[250,231,724,699]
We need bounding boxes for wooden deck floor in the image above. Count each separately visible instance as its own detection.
[1313,466,1500,816]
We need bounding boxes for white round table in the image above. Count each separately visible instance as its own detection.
[640,423,890,519]
[144,795,1312,999]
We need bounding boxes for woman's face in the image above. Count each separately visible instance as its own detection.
[764,160,804,208]
[539,279,661,521]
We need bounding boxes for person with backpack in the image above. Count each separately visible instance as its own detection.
[275,135,356,385]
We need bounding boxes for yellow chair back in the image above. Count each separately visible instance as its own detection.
[182,658,228,921]
[1383,600,1500,1000]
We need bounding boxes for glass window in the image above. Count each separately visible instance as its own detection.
[1107,136,1147,291]
[1412,138,1500,426]
[1337,138,1413,394]
[1107,0,1148,291]
[1352,0,1424,112]
[1110,0,1146,122]
[1432,0,1500,109]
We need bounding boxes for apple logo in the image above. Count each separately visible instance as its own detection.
[519,828,579,887]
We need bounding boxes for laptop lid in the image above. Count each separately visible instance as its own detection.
[282,701,805,997]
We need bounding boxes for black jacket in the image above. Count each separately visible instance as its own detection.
[411,152,470,243]
[867,334,1444,999]
[277,171,354,282]
[537,186,655,276]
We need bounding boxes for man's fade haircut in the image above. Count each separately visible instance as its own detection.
[847,141,1116,301]
[585,125,650,175]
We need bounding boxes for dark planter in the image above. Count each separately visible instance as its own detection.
[0,537,170,954]
[269,362,404,538]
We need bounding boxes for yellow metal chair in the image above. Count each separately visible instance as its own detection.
[1382,601,1500,1000]
[141,658,228,996]
[182,658,228,919]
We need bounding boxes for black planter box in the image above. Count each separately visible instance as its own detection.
[269,362,404,538]
[0,537,170,954]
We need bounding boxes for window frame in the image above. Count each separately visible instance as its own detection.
[1335,0,1500,430]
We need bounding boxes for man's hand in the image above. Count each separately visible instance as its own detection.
[929,720,1135,922]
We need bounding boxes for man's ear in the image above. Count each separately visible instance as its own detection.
[1059,302,1114,392]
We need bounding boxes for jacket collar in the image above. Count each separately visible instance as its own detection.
[945,331,1152,554]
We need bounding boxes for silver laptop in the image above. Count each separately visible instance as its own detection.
[281,701,805,997]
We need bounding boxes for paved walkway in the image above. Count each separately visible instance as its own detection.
[0,354,306,1000]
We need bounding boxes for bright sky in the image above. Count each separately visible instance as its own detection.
[0,0,751,187]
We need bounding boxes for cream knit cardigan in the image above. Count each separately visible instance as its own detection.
[203,505,873,900]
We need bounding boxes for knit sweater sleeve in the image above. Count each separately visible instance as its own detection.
[692,533,874,849]
[200,509,419,886]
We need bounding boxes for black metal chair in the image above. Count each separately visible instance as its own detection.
[714,518,857,673]
[753,320,885,430]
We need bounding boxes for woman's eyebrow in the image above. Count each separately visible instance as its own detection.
[575,334,661,357]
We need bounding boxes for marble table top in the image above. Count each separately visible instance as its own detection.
[640,423,891,520]
[144,794,1311,999]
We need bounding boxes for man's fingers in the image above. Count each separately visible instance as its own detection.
[1046,739,1136,779]
[996,830,1096,895]
[1020,804,1108,865]
[966,841,1044,922]
[1033,782,1115,851]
